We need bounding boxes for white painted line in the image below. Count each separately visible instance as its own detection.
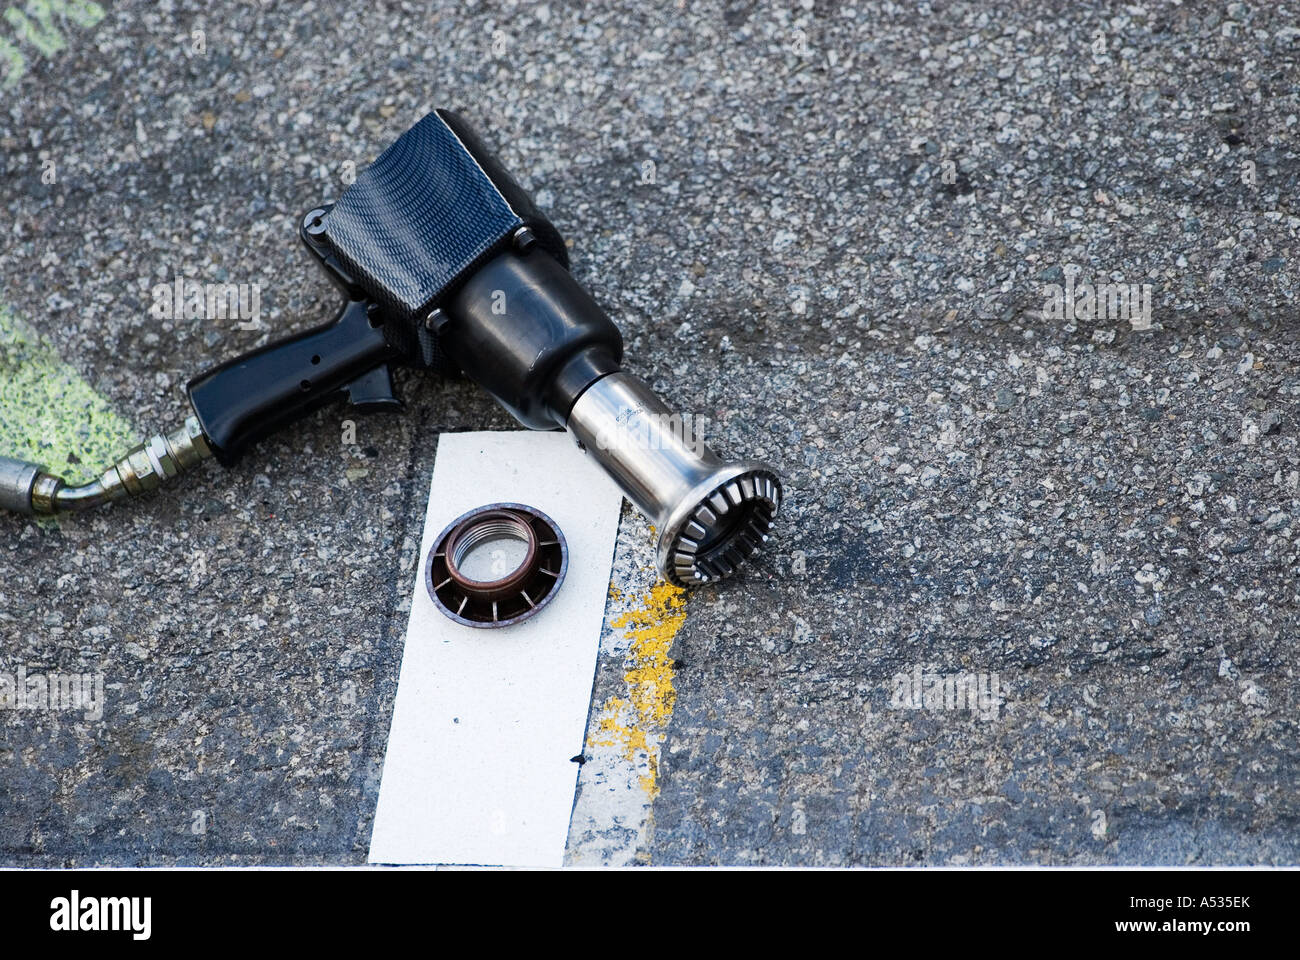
[368,431,623,867]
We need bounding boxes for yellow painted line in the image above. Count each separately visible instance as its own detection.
[0,302,136,485]
[587,581,687,798]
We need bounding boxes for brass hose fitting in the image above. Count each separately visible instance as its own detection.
[0,416,212,516]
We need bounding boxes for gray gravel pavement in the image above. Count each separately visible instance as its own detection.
[1,0,1297,865]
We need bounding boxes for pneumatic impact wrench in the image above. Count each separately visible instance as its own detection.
[0,110,782,587]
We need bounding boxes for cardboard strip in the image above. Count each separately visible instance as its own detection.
[368,430,623,866]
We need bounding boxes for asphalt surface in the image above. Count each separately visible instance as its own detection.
[1,1,1297,866]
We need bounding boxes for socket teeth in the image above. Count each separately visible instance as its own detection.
[668,469,781,588]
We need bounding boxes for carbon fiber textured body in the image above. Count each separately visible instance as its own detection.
[319,110,568,369]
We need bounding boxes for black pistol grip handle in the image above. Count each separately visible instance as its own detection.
[186,299,401,467]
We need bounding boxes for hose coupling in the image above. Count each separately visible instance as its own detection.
[0,416,212,516]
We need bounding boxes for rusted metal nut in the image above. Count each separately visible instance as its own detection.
[424,502,568,628]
